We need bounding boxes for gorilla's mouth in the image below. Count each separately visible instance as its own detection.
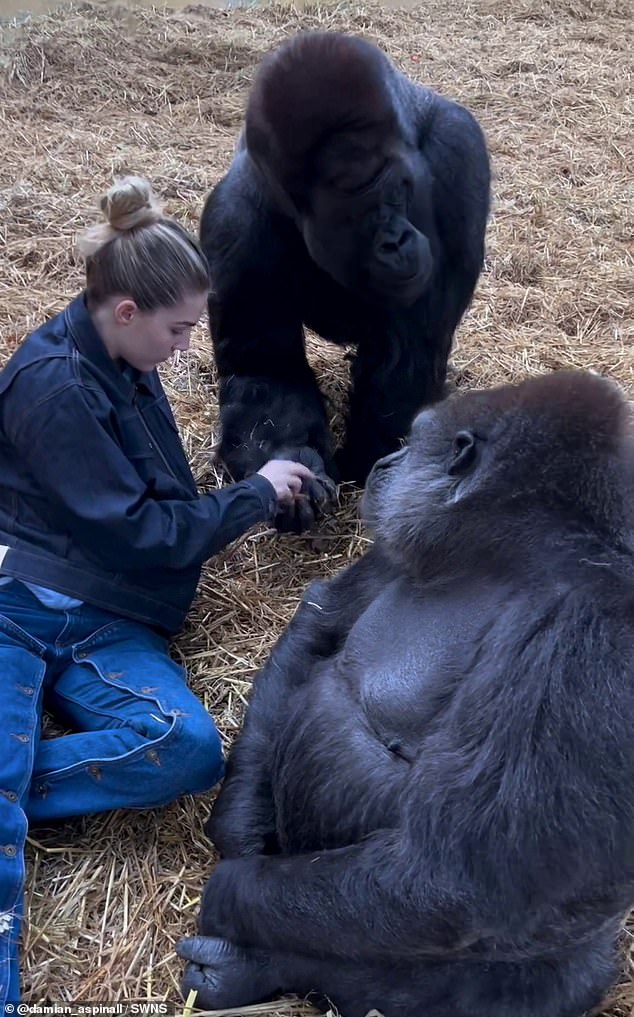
[387,266,431,305]
[368,249,433,302]
[359,265,430,308]
[361,446,407,522]
[395,267,427,287]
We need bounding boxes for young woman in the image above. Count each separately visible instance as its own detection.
[0,175,313,1003]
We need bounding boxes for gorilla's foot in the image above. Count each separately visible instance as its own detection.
[177,936,280,1010]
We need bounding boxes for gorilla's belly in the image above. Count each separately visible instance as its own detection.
[271,666,409,853]
[271,580,503,853]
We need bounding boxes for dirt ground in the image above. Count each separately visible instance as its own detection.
[0,0,632,1011]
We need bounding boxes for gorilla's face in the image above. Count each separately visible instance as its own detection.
[363,371,634,571]
[300,141,433,307]
[361,392,497,564]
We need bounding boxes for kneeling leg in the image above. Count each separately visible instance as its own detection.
[28,618,223,822]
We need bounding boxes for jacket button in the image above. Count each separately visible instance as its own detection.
[88,765,102,780]
[146,750,160,765]
[2,845,17,857]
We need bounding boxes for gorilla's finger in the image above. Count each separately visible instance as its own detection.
[176,936,238,965]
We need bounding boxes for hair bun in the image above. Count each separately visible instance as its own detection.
[100,175,163,232]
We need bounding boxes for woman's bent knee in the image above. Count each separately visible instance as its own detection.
[166,706,225,797]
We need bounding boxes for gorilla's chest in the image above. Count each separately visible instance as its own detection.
[299,259,386,346]
[271,580,498,852]
[345,584,491,760]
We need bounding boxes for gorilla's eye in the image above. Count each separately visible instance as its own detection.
[448,430,478,476]
[353,163,389,195]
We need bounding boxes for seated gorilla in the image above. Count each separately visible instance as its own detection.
[177,369,634,1017]
[200,30,491,533]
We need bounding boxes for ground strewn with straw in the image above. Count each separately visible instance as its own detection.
[0,0,632,1011]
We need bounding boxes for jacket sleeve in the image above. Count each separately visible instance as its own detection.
[5,380,278,572]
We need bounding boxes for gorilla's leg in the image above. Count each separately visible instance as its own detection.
[178,934,619,1017]
[339,331,449,484]
[206,548,398,858]
[177,937,411,1017]
[202,175,339,535]
[339,269,479,484]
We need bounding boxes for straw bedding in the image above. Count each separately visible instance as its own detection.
[0,0,632,1010]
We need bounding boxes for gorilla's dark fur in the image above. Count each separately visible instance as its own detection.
[178,369,634,1017]
[200,30,490,532]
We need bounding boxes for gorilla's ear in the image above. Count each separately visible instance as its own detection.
[448,430,478,476]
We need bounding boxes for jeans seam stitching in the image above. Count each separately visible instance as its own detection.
[35,714,182,782]
[0,615,46,656]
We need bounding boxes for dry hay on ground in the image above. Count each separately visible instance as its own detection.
[0,0,633,1011]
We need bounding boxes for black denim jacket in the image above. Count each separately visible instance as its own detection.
[0,294,277,635]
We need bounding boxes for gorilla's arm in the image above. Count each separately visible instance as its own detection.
[197,834,472,963]
[206,546,399,858]
[340,99,490,480]
[201,162,336,534]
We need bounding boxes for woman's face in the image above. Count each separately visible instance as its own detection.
[106,290,208,372]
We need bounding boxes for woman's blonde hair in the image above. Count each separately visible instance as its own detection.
[77,175,209,310]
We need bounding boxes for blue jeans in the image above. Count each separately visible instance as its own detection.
[0,581,224,1005]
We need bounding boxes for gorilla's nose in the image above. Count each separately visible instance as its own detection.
[375,227,417,269]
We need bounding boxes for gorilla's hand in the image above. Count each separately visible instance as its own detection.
[272,446,338,534]
[177,936,278,1010]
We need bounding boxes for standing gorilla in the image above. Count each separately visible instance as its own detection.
[200,31,490,531]
[178,370,634,1017]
